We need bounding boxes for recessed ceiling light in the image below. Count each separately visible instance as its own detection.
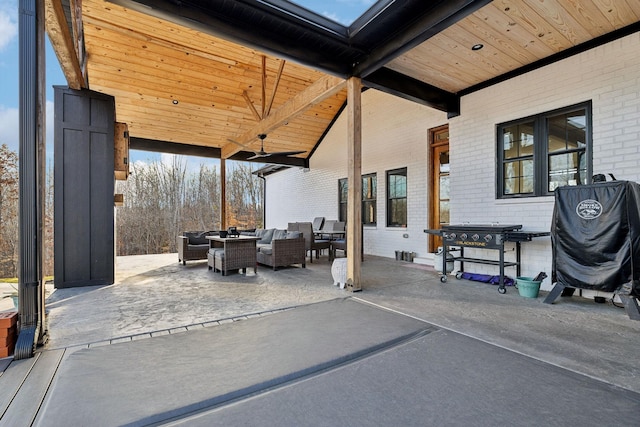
[471,44,484,51]
[172,99,179,105]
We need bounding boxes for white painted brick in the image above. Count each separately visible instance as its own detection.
[264,33,640,284]
[449,32,640,286]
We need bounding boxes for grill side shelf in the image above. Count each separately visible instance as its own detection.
[452,257,518,268]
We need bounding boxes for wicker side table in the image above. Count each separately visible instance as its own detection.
[207,236,259,276]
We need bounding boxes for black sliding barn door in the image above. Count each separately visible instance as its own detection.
[54,87,115,288]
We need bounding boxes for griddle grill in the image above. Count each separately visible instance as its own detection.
[425,224,550,294]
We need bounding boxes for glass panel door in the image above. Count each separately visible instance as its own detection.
[429,126,449,252]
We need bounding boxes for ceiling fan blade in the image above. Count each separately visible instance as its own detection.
[246,150,305,160]
[238,134,306,160]
[268,150,306,157]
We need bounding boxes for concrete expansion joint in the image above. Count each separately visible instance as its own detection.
[67,306,300,350]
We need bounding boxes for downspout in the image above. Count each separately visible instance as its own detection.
[258,174,266,228]
[220,158,226,229]
[15,0,48,359]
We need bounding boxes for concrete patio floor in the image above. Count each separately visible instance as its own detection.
[1,253,640,425]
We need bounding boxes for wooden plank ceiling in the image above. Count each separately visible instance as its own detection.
[51,0,640,166]
[388,0,640,94]
[81,0,346,164]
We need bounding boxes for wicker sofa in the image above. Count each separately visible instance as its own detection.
[242,228,306,270]
[177,231,218,265]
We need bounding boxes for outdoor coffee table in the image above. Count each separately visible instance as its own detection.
[206,235,260,276]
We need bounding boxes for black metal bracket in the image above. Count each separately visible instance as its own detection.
[546,283,640,321]
[543,283,576,304]
[619,295,640,321]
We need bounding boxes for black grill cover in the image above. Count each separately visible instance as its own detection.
[551,181,640,297]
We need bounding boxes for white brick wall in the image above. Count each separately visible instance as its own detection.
[450,32,640,289]
[265,33,640,292]
[265,89,447,258]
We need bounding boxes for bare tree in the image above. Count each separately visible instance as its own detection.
[116,158,187,255]
[182,163,220,231]
[44,162,54,276]
[227,162,263,229]
[0,144,19,277]
[115,156,263,256]
[0,148,265,267]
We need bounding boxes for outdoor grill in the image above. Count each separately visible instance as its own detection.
[425,224,549,294]
[547,180,640,320]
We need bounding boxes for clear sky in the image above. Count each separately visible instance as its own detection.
[0,0,49,155]
[290,0,376,25]
[0,0,370,167]
[0,1,176,167]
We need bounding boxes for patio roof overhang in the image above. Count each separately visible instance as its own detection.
[45,0,640,166]
[16,0,640,359]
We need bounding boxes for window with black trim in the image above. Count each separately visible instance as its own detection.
[339,178,347,222]
[338,174,377,225]
[497,101,592,198]
[386,168,407,227]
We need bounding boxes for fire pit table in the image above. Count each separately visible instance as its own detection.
[424,224,549,294]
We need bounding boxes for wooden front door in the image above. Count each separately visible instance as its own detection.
[428,125,450,253]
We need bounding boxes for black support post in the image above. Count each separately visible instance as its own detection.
[15,0,47,359]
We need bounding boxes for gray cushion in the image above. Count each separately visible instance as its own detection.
[272,229,288,241]
[188,244,209,251]
[258,228,275,244]
[255,229,266,239]
[286,231,301,239]
[213,249,225,259]
[185,231,210,245]
[259,247,273,255]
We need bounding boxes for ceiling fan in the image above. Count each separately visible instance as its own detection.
[228,133,306,160]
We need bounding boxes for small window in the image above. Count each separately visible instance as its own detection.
[338,178,348,222]
[386,168,407,227]
[497,102,592,198]
[362,174,377,225]
[338,173,377,225]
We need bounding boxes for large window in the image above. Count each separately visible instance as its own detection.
[497,102,592,198]
[338,173,377,225]
[386,168,407,227]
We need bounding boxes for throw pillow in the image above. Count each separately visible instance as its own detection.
[272,229,288,241]
[258,228,275,244]
[185,231,209,245]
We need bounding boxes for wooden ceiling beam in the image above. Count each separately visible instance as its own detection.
[265,60,286,117]
[363,67,459,115]
[243,91,262,121]
[261,55,266,117]
[45,0,86,89]
[220,75,346,158]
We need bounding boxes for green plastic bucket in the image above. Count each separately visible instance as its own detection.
[516,277,541,298]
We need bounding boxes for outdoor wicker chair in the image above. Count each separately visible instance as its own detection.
[298,222,330,263]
